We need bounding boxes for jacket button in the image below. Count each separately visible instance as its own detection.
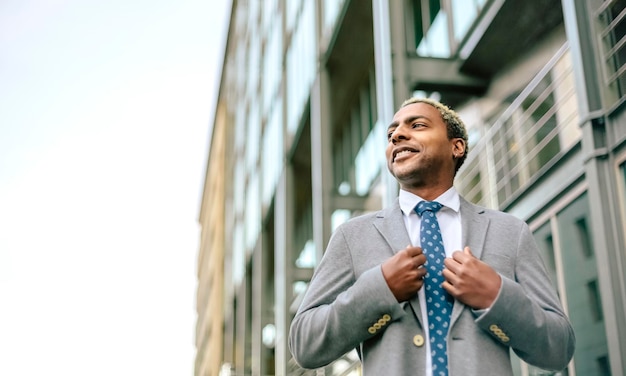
[413,334,424,347]
[368,327,376,334]
[382,314,391,321]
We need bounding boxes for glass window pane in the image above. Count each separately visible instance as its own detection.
[416,10,450,57]
[532,221,559,294]
[528,193,611,375]
[286,0,316,135]
[322,0,346,37]
[413,0,451,57]
[556,193,610,375]
[451,0,478,41]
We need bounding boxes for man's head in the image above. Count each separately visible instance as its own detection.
[386,97,469,197]
[400,97,469,171]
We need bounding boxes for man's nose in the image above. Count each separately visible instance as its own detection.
[390,126,409,143]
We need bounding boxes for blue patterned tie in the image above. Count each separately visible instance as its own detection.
[416,201,452,376]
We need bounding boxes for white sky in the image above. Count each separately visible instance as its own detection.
[0,0,229,374]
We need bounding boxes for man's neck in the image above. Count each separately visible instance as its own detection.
[402,184,453,201]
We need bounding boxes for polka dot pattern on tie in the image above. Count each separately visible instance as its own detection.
[416,200,452,376]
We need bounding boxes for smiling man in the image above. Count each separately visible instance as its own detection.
[289,97,575,376]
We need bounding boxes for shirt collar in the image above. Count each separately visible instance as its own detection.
[399,187,460,216]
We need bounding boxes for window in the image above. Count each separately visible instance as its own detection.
[413,0,451,57]
[286,0,316,135]
[451,0,486,42]
[262,102,283,205]
[263,20,283,114]
[575,217,594,258]
[596,0,626,108]
[532,222,559,293]
[525,192,611,376]
[333,71,380,197]
[586,280,604,322]
[322,0,347,38]
[246,101,260,173]
[412,0,487,57]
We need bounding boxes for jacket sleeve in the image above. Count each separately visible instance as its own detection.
[288,224,406,369]
[474,222,576,371]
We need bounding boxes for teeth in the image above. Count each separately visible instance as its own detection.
[395,150,413,160]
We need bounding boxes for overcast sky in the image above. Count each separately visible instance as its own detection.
[0,1,229,374]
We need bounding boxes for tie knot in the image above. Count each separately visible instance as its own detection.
[415,200,443,216]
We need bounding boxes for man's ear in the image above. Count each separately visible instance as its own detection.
[452,138,466,158]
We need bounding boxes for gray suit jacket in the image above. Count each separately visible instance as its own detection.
[289,197,575,375]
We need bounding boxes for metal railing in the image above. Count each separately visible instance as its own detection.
[596,0,626,110]
[457,43,581,208]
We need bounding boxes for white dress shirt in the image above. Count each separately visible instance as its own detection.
[398,187,462,375]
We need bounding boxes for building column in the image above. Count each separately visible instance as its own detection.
[274,165,293,376]
[562,0,626,373]
[580,120,626,375]
[310,69,334,263]
[234,278,250,375]
[250,241,267,376]
[372,0,401,207]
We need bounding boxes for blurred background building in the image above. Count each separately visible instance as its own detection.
[195,0,626,375]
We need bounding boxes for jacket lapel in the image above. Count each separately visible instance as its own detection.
[372,200,412,254]
[450,197,490,324]
[460,197,489,260]
[372,201,423,326]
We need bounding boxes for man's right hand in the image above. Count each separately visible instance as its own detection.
[381,246,427,302]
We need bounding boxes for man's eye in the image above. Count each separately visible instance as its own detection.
[412,123,424,128]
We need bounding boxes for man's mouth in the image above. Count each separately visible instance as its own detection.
[393,147,418,162]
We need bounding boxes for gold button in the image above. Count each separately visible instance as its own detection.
[377,318,387,326]
[373,322,382,329]
[413,334,424,347]
[382,314,391,321]
[501,336,510,342]
[368,327,376,334]
[489,324,499,331]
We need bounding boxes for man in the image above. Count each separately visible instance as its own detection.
[289,97,575,375]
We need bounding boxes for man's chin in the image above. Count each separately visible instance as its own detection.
[392,170,424,185]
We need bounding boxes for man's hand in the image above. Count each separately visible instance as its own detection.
[442,246,501,309]
[382,246,427,302]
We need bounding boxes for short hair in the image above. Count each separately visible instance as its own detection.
[400,97,469,172]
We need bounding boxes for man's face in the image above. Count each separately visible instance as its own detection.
[385,102,459,190]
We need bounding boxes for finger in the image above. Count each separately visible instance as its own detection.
[443,257,458,273]
[410,253,426,270]
[415,254,427,266]
[441,280,456,296]
[452,249,470,262]
[464,246,473,256]
[406,246,423,257]
[442,268,458,285]
[445,254,463,273]
[417,267,427,280]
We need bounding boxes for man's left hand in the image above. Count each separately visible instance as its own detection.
[442,246,501,309]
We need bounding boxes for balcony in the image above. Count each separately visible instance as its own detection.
[457,43,582,209]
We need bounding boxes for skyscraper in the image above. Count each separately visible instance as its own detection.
[196,1,626,375]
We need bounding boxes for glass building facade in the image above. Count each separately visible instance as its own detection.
[196,0,626,375]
